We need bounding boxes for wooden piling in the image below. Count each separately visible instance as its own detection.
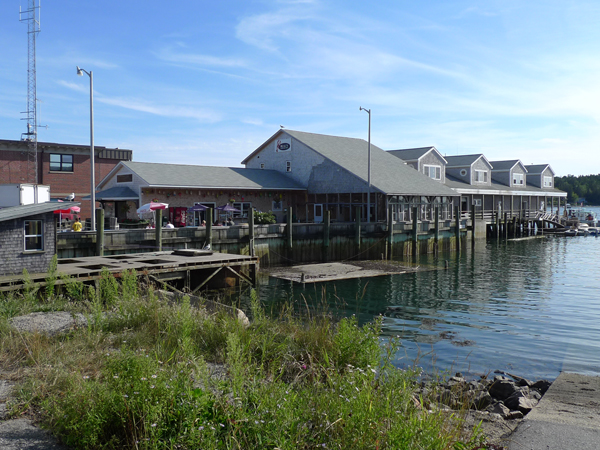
[206,208,213,249]
[323,210,330,262]
[455,205,461,253]
[355,206,361,253]
[434,206,440,252]
[504,212,508,241]
[470,204,476,246]
[287,206,293,250]
[96,208,104,257]
[249,207,255,257]
[155,209,163,251]
[387,205,393,260]
[412,206,418,256]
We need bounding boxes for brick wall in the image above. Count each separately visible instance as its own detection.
[0,140,131,224]
[0,211,56,276]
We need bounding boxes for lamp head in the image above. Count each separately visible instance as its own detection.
[76,66,83,76]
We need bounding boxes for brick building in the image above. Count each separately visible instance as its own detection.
[0,139,132,222]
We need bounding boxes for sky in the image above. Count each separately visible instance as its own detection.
[1,0,599,176]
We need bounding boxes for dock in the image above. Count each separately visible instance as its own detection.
[0,250,258,293]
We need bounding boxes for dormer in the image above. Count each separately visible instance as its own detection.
[444,154,492,186]
[524,164,555,189]
[489,160,528,187]
[387,146,447,183]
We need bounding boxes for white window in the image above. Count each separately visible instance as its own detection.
[473,199,482,207]
[543,176,552,187]
[116,174,133,183]
[24,220,43,251]
[286,161,292,172]
[474,170,488,183]
[232,202,252,218]
[423,165,441,180]
[272,200,283,211]
[513,173,524,185]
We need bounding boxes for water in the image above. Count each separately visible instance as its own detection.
[251,211,600,381]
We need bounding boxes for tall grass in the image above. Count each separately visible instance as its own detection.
[0,271,484,449]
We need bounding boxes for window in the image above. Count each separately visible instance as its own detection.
[544,176,553,187]
[513,173,524,185]
[49,154,73,172]
[272,200,283,211]
[473,199,482,207]
[24,220,43,251]
[474,170,488,183]
[116,174,133,183]
[423,165,441,180]
[260,163,265,169]
[232,202,252,218]
[285,161,292,172]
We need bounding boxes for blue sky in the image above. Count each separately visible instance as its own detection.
[1,0,599,176]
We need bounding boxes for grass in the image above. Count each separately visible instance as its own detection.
[0,268,486,449]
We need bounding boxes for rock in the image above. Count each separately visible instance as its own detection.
[487,402,511,418]
[531,379,551,395]
[488,379,519,400]
[505,410,524,420]
[470,390,493,410]
[504,391,537,414]
[9,312,87,337]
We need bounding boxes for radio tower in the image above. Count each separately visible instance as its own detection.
[20,0,41,184]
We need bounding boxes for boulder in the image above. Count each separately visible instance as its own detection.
[504,391,537,414]
[488,379,519,400]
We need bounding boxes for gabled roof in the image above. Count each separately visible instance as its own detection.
[244,130,456,196]
[387,146,447,164]
[0,202,81,222]
[524,164,554,176]
[104,161,305,191]
[489,160,527,172]
[445,154,492,169]
[83,186,139,201]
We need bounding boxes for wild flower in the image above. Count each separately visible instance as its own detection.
[141,377,147,381]
[151,423,157,427]
[151,374,157,378]
[83,376,90,379]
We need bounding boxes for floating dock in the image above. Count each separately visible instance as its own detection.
[0,250,258,293]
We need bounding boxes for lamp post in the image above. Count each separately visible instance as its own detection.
[359,106,371,222]
[76,66,95,231]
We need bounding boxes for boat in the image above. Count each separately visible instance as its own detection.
[565,207,598,226]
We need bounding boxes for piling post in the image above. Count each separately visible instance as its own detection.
[434,205,440,253]
[496,211,501,239]
[206,208,213,249]
[287,207,293,249]
[323,210,330,262]
[470,204,476,247]
[95,208,104,256]
[504,212,508,241]
[155,209,163,251]
[387,205,393,260]
[249,207,255,257]
[512,216,517,238]
[412,206,418,256]
[455,205,461,253]
[355,206,361,253]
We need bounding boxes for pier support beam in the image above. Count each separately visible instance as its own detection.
[155,209,163,251]
[434,206,440,254]
[96,208,104,256]
[249,207,255,257]
[455,205,461,253]
[387,205,393,260]
[206,208,213,249]
[471,204,476,247]
[323,210,330,262]
[355,206,361,254]
[412,206,418,256]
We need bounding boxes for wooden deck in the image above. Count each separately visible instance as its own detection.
[0,250,259,293]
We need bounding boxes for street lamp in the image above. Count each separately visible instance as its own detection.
[76,66,95,232]
[359,106,371,222]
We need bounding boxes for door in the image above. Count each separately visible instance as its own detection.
[314,204,323,223]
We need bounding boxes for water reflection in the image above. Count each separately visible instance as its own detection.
[250,233,600,380]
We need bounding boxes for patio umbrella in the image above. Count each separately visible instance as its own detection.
[137,202,168,215]
[216,204,240,212]
[54,205,81,229]
[187,204,208,212]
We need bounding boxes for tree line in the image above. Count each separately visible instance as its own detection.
[555,174,600,205]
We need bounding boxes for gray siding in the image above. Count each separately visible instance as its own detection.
[308,159,369,194]
[491,170,511,187]
[0,211,56,276]
[420,152,446,183]
[245,135,326,187]
[446,167,470,184]
[471,159,491,186]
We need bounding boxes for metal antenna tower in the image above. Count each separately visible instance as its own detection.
[20,0,41,184]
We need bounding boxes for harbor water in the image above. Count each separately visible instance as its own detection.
[252,212,600,381]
